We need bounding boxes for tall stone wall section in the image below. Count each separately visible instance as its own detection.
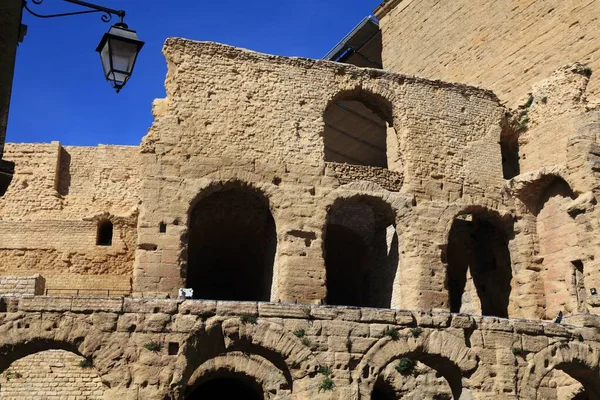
[0,143,140,293]
[136,39,508,310]
[375,0,600,107]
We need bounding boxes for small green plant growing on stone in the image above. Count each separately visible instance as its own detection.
[410,327,423,338]
[384,326,400,340]
[294,329,311,346]
[240,314,258,325]
[512,347,524,357]
[319,376,335,392]
[522,93,534,109]
[583,67,593,78]
[79,358,93,368]
[5,371,22,381]
[513,93,534,132]
[578,334,584,342]
[395,357,415,376]
[144,341,162,352]
[541,96,548,104]
[318,365,334,392]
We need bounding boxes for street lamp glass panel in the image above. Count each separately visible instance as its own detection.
[96,24,144,92]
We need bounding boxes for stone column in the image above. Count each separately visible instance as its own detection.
[0,0,21,195]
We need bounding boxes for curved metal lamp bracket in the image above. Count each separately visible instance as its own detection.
[24,0,126,24]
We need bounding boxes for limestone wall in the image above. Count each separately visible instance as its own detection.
[0,296,598,399]
[0,350,105,399]
[136,39,508,306]
[0,275,44,296]
[0,143,140,293]
[375,0,600,107]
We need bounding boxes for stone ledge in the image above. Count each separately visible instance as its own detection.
[3,295,592,335]
[123,298,178,314]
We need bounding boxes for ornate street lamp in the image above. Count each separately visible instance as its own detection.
[96,23,144,93]
[23,0,144,93]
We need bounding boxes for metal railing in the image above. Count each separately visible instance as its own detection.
[44,288,131,297]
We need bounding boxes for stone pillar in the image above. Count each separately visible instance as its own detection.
[0,0,22,195]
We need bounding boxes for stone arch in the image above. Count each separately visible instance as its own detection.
[0,319,124,391]
[521,342,600,399]
[440,205,514,317]
[186,180,277,301]
[510,170,590,319]
[508,168,578,214]
[219,319,319,381]
[174,319,319,399]
[0,349,106,399]
[322,87,400,171]
[323,193,399,308]
[184,351,290,400]
[355,329,478,399]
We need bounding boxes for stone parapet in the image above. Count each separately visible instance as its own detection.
[0,297,595,399]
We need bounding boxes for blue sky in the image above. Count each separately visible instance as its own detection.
[8,0,382,146]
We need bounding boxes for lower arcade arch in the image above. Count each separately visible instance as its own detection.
[521,343,600,400]
[184,352,291,400]
[187,186,277,301]
[444,208,513,318]
[0,349,106,398]
[356,330,478,399]
[371,358,455,399]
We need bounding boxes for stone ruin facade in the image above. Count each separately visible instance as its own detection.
[2,1,600,399]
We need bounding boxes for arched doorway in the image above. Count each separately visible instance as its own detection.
[535,178,582,319]
[187,376,263,400]
[187,187,276,301]
[446,210,513,317]
[324,196,398,308]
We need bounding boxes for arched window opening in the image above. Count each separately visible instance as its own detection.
[187,188,276,301]
[500,118,520,179]
[325,198,398,308]
[535,178,582,319]
[324,97,391,168]
[187,376,263,400]
[0,350,105,399]
[446,212,513,318]
[96,219,113,246]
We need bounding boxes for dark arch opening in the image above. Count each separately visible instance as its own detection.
[372,376,396,400]
[187,188,276,301]
[186,376,264,400]
[323,94,391,168]
[500,117,520,179]
[446,211,513,317]
[96,219,113,246]
[324,197,398,308]
[556,362,600,400]
[370,352,463,399]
